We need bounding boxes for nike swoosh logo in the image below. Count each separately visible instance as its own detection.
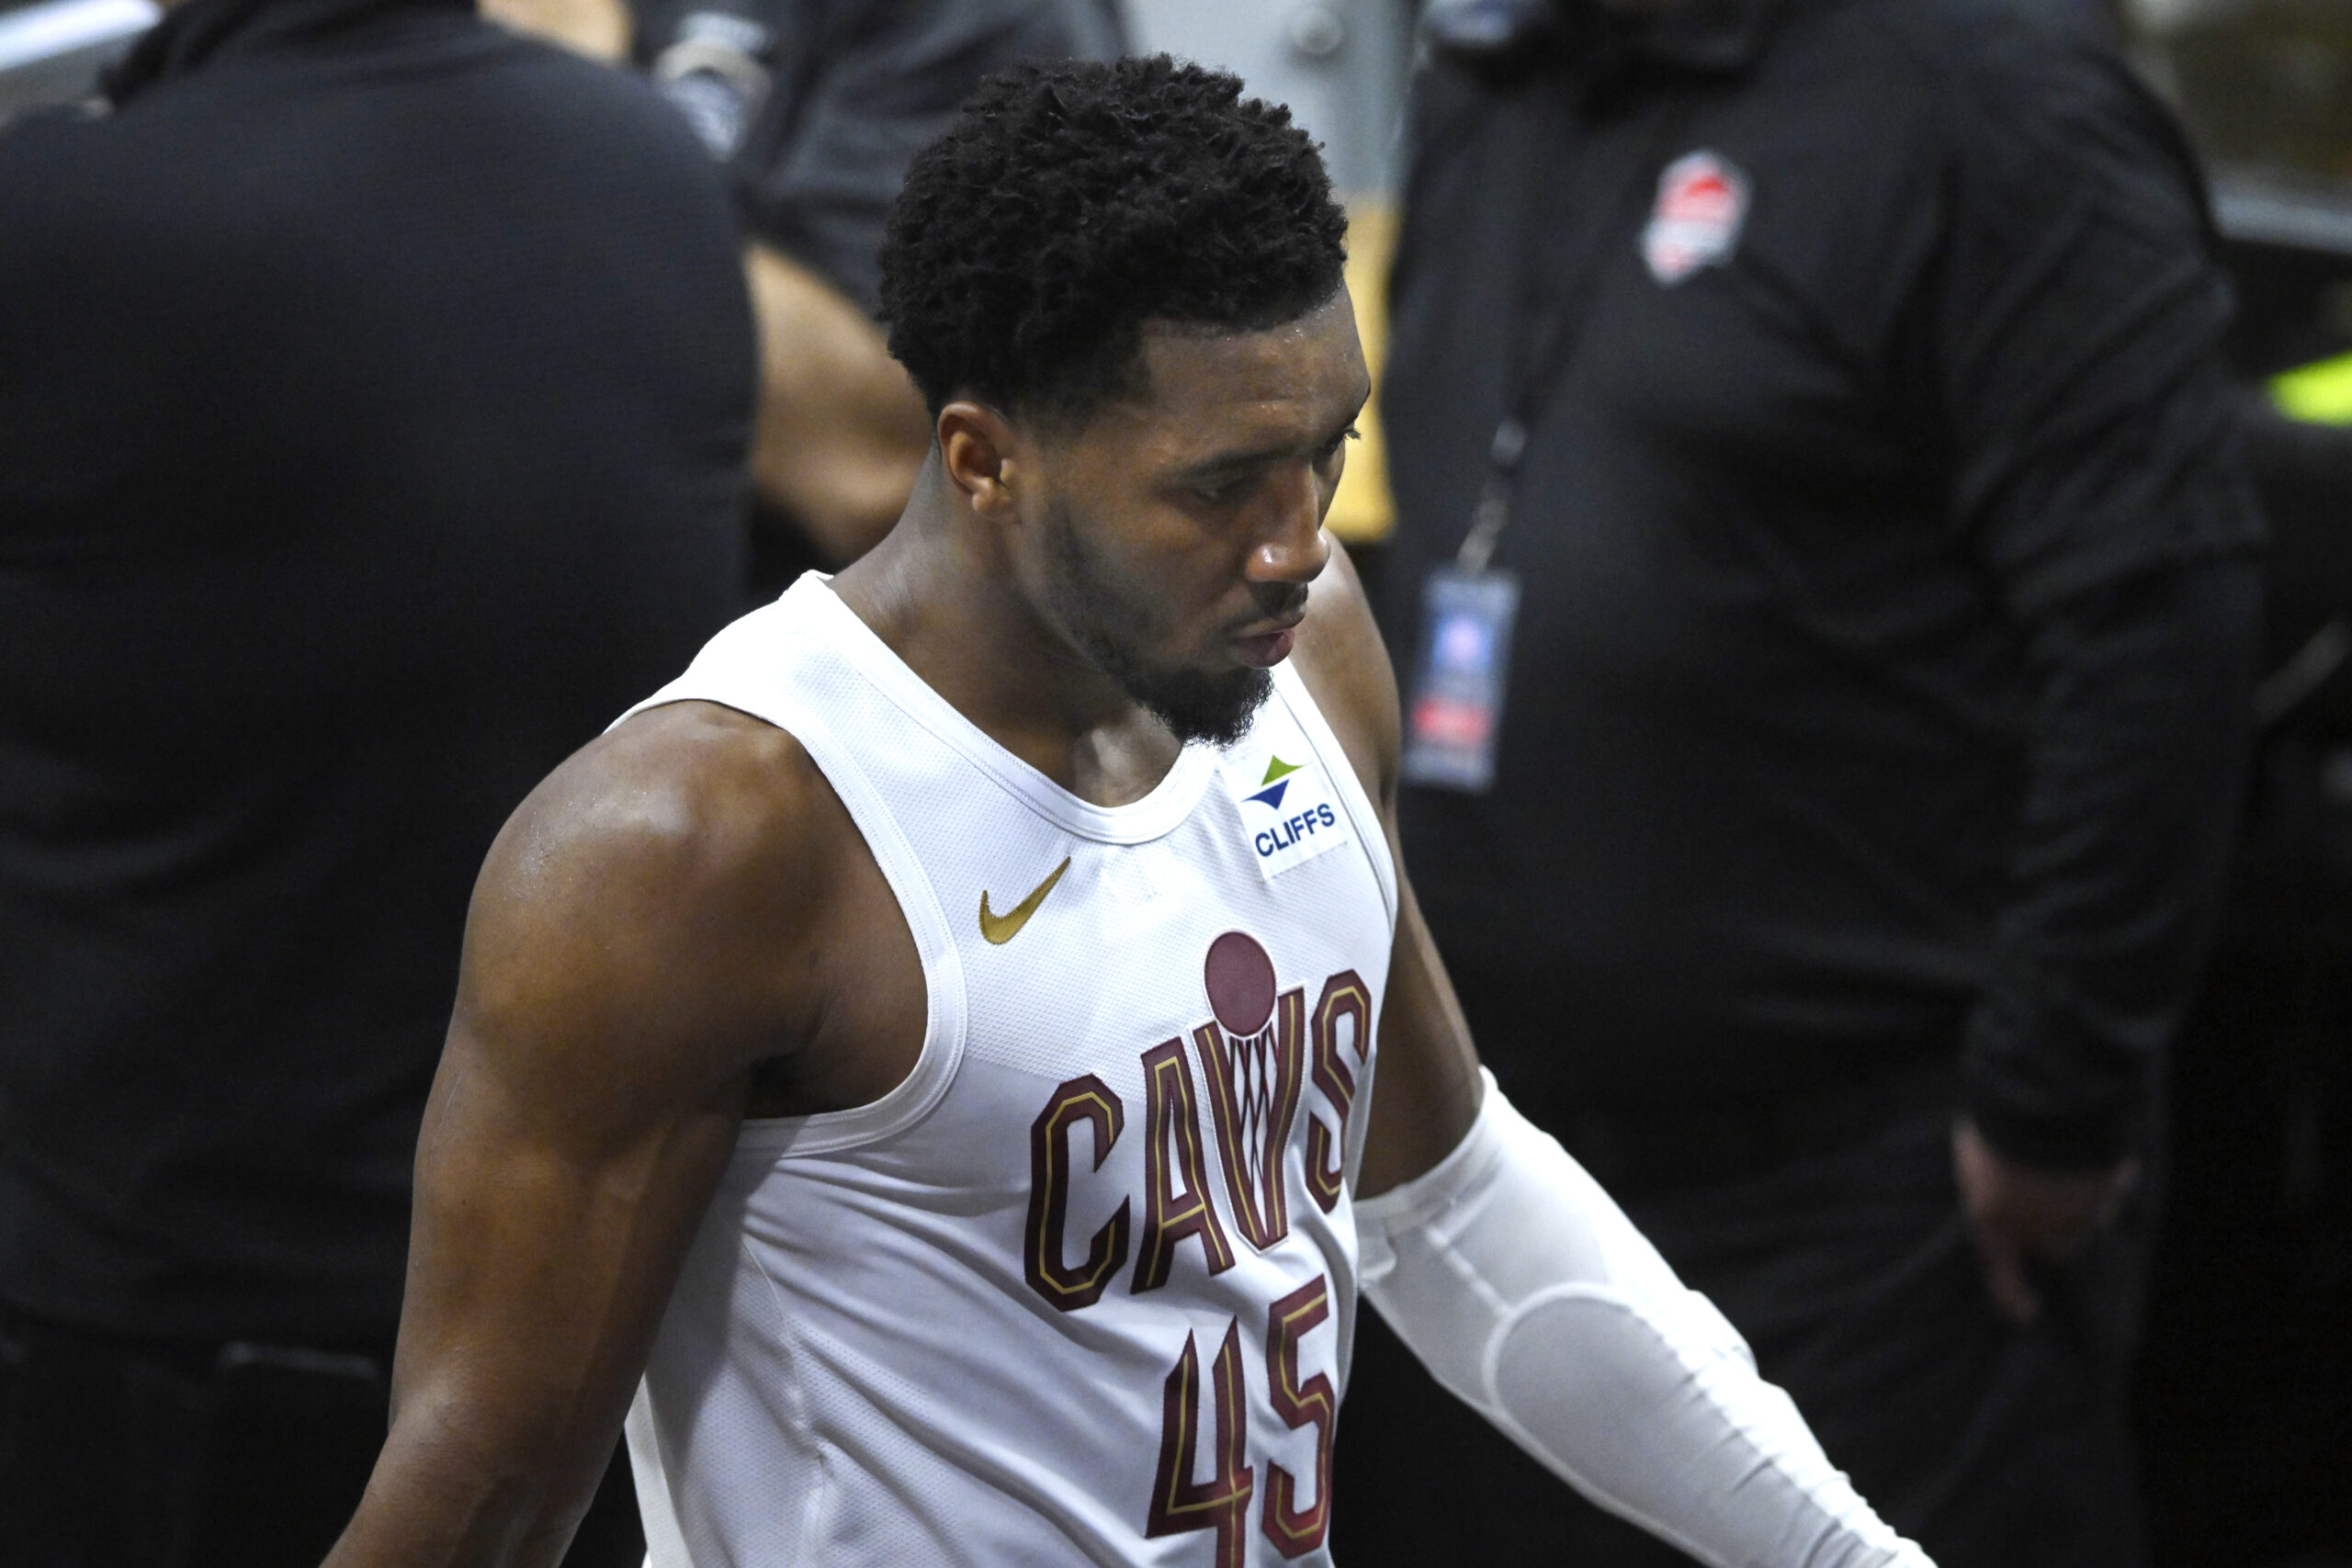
[979,856,1071,945]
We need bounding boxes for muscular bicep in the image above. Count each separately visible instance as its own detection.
[413,856,764,1403]
[376,996,751,1562]
[333,711,825,1567]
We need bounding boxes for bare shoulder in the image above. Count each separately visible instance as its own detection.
[496,700,834,902]
[1288,537,1402,811]
[457,700,850,1102]
[481,700,836,956]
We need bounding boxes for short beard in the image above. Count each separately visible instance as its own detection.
[1042,499,1272,748]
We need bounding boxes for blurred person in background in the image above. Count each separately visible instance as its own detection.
[1334,0,2264,1564]
[0,0,754,1561]
[629,0,1124,586]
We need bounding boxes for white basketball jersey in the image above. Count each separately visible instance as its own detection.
[616,575,1396,1568]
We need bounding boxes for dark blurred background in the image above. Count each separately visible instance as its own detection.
[2121,7,2352,1565]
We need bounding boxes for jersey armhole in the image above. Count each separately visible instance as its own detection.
[729,690,970,1157]
[608,593,969,1157]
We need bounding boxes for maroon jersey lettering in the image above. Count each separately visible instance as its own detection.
[1261,1275,1337,1557]
[1306,971,1374,1213]
[1148,1319,1255,1568]
[1132,1037,1238,1292]
[1024,1075,1130,1312]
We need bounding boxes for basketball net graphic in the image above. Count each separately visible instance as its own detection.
[1193,931,1306,1252]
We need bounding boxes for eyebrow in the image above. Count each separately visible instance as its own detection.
[1169,412,1363,485]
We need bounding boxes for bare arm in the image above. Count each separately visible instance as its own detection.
[477,0,627,58]
[326,706,858,1567]
[476,10,924,567]
[745,244,933,565]
[1285,540,1483,1197]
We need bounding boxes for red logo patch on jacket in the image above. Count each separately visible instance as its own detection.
[1643,150,1750,286]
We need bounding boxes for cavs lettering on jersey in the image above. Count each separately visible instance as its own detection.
[616,576,1396,1566]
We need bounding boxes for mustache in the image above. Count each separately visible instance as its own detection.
[1247,582,1310,624]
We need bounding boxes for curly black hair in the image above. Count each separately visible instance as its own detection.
[877,55,1349,428]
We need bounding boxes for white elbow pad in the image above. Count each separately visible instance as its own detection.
[1354,1073,1933,1568]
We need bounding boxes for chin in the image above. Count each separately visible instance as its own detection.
[1129,664,1272,749]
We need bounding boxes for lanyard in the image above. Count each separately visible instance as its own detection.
[1454,96,1704,575]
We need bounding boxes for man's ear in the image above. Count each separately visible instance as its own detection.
[937,400,1029,525]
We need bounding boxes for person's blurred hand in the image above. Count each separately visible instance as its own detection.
[479,0,627,59]
[1951,1119,2137,1325]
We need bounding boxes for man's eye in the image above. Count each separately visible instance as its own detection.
[1318,427,1362,465]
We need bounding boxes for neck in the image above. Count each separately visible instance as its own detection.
[830,455,1185,805]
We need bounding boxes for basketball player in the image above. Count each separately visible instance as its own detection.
[326,58,1932,1568]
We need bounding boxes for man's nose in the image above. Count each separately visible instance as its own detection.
[1250,463,1332,585]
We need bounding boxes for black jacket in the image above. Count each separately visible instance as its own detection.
[1382,0,2264,1167]
[0,0,754,1344]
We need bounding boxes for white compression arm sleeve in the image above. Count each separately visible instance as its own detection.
[1354,1073,1933,1568]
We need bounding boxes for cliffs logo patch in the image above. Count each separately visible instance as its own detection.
[1246,756,1303,811]
[1221,750,1351,883]
[1643,151,1749,287]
